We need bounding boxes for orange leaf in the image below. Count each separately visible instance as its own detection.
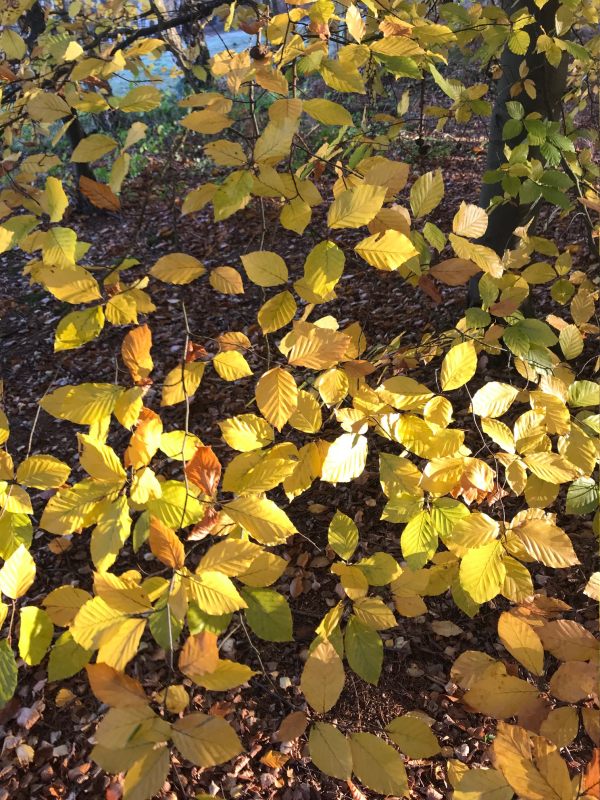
[583,749,600,799]
[178,631,219,677]
[79,176,121,211]
[148,517,185,569]
[86,663,147,707]
[185,445,221,496]
[121,324,153,384]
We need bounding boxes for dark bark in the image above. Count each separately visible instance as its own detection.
[468,0,569,305]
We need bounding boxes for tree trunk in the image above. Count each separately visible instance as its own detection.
[468,0,569,304]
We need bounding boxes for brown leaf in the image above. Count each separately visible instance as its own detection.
[275,711,308,742]
[418,274,442,304]
[79,176,121,211]
[429,258,480,286]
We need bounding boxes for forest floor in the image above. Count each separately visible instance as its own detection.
[0,84,598,800]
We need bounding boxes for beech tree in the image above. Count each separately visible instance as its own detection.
[0,0,598,797]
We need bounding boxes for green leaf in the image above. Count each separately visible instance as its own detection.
[18,606,54,665]
[566,478,599,515]
[344,616,382,684]
[241,588,292,642]
[401,511,437,569]
[328,510,359,561]
[48,631,93,681]
[0,639,18,707]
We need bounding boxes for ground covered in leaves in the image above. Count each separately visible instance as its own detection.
[0,99,598,800]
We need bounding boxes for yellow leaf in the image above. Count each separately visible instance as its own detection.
[77,434,126,483]
[410,170,444,218]
[353,595,396,629]
[459,540,505,603]
[386,714,440,758]
[213,351,252,382]
[209,266,244,294]
[283,321,350,370]
[71,133,118,163]
[303,98,353,127]
[42,176,69,223]
[241,250,288,287]
[122,745,170,800]
[492,722,571,800]
[16,455,70,489]
[452,767,512,800]
[321,433,367,483]
[452,202,488,238]
[40,383,123,425]
[204,140,246,167]
[301,640,345,713]
[189,659,257,690]
[346,3,366,42]
[185,569,247,614]
[225,495,297,545]
[539,707,579,748]
[97,617,147,671]
[0,544,36,599]
[349,733,408,796]
[181,108,231,134]
[465,674,539,718]
[440,340,478,391]
[172,713,242,767]
[116,85,161,113]
[524,452,579,483]
[18,606,53,665]
[43,585,91,626]
[498,612,544,675]
[327,184,387,229]
[309,722,352,780]
[354,229,418,270]
[513,519,579,568]
[257,290,296,333]
[219,414,274,451]
[255,367,298,430]
[471,382,520,418]
[548,661,597,702]
[289,390,322,434]
[161,362,205,406]
[54,306,105,351]
[150,253,206,284]
[27,91,71,122]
